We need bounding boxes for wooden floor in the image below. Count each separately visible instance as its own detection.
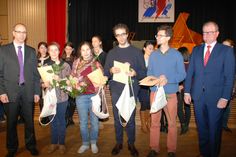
[0,122,236,157]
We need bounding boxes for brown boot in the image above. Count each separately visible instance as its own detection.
[145,110,151,131]
[47,144,58,154]
[140,111,148,133]
[59,145,66,154]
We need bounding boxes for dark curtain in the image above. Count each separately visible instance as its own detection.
[68,0,236,52]
[47,0,66,55]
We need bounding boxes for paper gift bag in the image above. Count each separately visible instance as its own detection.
[150,86,167,114]
[115,82,136,126]
[39,88,57,126]
[91,87,109,119]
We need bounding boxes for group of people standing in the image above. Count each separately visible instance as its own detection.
[0,21,235,157]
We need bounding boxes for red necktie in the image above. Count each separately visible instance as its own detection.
[204,45,211,66]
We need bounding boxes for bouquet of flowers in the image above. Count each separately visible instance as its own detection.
[47,64,87,98]
[58,75,87,98]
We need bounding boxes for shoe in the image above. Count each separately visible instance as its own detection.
[77,145,89,154]
[180,123,189,135]
[17,118,24,124]
[223,126,232,133]
[91,144,98,154]
[47,144,58,154]
[160,125,168,133]
[147,150,158,157]
[111,143,123,155]
[28,148,39,156]
[5,151,15,157]
[59,145,66,154]
[66,119,75,127]
[0,117,6,123]
[128,144,139,157]
[168,152,176,157]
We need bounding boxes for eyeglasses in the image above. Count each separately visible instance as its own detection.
[115,33,127,38]
[202,31,217,35]
[14,30,27,34]
[155,34,167,39]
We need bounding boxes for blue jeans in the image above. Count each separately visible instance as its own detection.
[76,94,99,145]
[50,101,68,145]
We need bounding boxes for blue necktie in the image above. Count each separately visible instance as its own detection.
[17,46,24,84]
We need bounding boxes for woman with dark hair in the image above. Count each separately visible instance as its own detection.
[37,42,50,113]
[138,40,154,133]
[71,41,104,154]
[37,41,50,67]
[61,42,76,127]
[177,46,191,135]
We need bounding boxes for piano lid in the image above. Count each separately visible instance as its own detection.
[169,12,203,52]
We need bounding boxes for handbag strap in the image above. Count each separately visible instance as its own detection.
[38,114,56,126]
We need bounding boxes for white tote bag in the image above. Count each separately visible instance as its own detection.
[39,88,57,126]
[150,86,167,114]
[115,80,136,126]
[91,87,109,119]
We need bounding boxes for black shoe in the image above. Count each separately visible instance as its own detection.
[28,148,39,156]
[66,119,75,127]
[147,150,158,157]
[223,126,232,133]
[161,126,168,133]
[0,116,6,123]
[5,152,15,157]
[128,144,139,157]
[180,124,189,135]
[111,144,123,155]
[17,118,24,124]
[168,152,176,157]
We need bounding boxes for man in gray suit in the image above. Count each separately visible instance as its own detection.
[0,23,41,157]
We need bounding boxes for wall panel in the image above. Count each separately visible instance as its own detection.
[8,0,46,49]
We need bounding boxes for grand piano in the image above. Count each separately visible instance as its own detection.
[169,12,203,52]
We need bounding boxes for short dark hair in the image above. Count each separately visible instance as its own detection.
[178,46,190,62]
[113,23,129,36]
[157,25,173,37]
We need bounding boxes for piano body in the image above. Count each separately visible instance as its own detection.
[169,12,203,52]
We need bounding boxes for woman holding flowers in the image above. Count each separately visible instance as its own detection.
[43,42,71,154]
[71,41,104,154]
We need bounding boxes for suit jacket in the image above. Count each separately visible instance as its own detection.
[184,43,235,103]
[0,43,40,102]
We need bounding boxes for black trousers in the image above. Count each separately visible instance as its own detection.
[4,86,36,153]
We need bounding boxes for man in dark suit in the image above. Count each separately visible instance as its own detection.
[0,23,41,157]
[184,21,235,157]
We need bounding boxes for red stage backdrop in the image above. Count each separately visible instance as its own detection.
[47,0,66,55]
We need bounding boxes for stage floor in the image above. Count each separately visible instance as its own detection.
[0,122,236,157]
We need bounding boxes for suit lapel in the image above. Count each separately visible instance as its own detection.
[9,43,19,66]
[24,45,30,65]
[199,45,205,68]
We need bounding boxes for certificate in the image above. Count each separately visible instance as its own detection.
[87,68,107,86]
[37,65,54,83]
[139,76,159,86]
[113,61,130,84]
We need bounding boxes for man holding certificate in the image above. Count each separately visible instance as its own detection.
[147,25,186,157]
[104,23,146,157]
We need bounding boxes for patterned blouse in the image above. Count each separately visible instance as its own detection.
[71,57,103,95]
